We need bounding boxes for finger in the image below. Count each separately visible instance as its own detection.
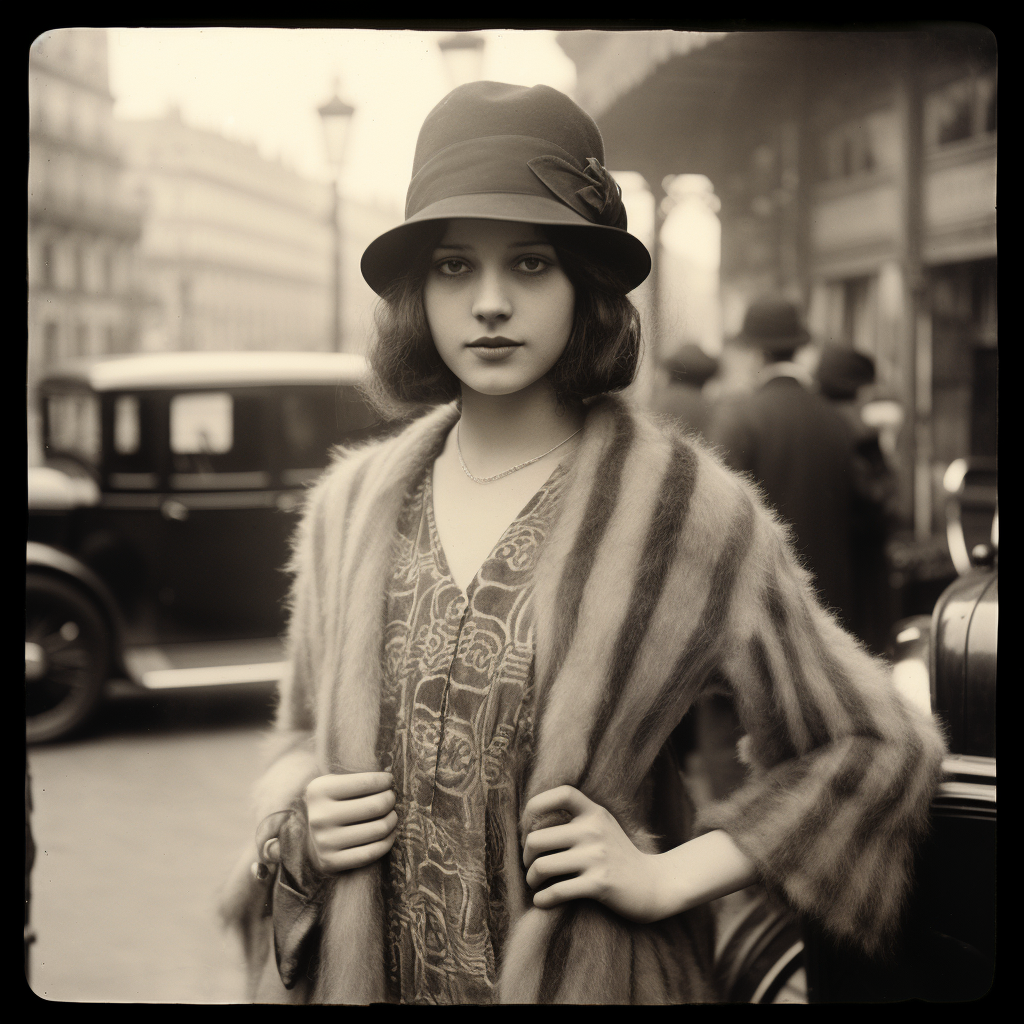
[254,809,294,856]
[522,822,579,868]
[320,828,398,874]
[526,850,586,890]
[531,873,597,909]
[311,788,396,828]
[523,785,591,822]
[317,809,399,852]
[310,772,394,801]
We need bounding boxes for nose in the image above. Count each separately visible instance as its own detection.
[471,267,512,325]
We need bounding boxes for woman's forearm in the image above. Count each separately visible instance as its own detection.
[652,829,759,917]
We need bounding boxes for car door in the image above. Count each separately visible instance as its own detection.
[155,386,293,642]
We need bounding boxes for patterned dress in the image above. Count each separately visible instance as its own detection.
[375,461,570,1004]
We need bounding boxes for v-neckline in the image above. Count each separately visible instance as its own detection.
[424,460,567,603]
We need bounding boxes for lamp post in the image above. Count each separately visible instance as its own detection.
[438,32,486,90]
[318,85,355,352]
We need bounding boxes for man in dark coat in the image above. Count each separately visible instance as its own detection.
[692,298,861,809]
[815,345,897,654]
[705,297,858,630]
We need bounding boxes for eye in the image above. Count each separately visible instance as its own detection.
[514,255,550,274]
[435,257,470,277]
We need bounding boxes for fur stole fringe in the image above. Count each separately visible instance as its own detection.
[220,394,946,1003]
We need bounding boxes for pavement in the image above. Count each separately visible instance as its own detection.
[26,687,275,1003]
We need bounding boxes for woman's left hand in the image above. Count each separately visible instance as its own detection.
[522,785,667,924]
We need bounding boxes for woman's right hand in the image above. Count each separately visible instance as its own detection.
[304,772,398,875]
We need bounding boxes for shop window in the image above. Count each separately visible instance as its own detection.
[929,258,997,466]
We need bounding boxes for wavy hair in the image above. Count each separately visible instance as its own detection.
[361,222,643,420]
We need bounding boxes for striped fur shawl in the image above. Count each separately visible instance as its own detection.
[220,394,946,1004]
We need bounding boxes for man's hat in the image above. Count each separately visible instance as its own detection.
[731,297,811,353]
[662,343,719,386]
[816,345,876,400]
[360,81,652,296]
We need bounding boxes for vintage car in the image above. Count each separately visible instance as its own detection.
[26,350,389,743]
[802,457,997,1002]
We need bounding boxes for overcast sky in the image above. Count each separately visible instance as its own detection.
[105,27,577,212]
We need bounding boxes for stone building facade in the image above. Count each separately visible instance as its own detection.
[28,28,144,400]
[116,111,398,357]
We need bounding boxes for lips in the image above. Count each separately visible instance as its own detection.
[466,337,523,349]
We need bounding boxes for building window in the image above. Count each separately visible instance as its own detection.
[73,245,85,292]
[820,119,876,181]
[40,241,55,289]
[925,73,997,149]
[74,323,89,358]
[43,322,59,367]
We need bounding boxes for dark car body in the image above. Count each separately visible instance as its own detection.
[27,350,390,742]
[804,459,997,1002]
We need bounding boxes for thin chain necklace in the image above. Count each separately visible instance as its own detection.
[456,422,583,484]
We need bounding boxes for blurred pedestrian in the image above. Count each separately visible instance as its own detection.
[815,345,898,653]
[650,342,719,435]
[219,86,945,1006]
[705,297,860,631]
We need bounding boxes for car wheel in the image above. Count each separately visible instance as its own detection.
[25,573,110,743]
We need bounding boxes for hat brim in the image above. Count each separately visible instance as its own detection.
[360,192,652,296]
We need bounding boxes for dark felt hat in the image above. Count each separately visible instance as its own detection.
[360,81,652,296]
[663,343,719,386]
[731,297,811,353]
[816,345,876,399]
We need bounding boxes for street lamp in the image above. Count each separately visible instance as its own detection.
[438,33,486,90]
[318,84,355,352]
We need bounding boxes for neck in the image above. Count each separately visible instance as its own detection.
[455,380,586,475]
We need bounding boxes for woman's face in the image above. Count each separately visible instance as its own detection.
[423,218,576,397]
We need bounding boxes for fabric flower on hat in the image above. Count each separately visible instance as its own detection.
[528,155,627,229]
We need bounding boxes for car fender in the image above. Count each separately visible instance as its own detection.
[26,541,127,675]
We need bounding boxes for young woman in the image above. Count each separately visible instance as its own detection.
[220,82,946,1005]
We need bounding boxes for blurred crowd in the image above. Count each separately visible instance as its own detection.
[652,295,898,658]
[651,296,901,801]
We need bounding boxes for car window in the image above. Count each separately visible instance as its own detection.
[106,392,162,489]
[45,392,100,469]
[279,386,380,481]
[169,390,269,490]
[171,392,233,455]
[114,395,141,455]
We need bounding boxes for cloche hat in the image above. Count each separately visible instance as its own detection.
[360,81,652,296]
[731,297,811,353]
